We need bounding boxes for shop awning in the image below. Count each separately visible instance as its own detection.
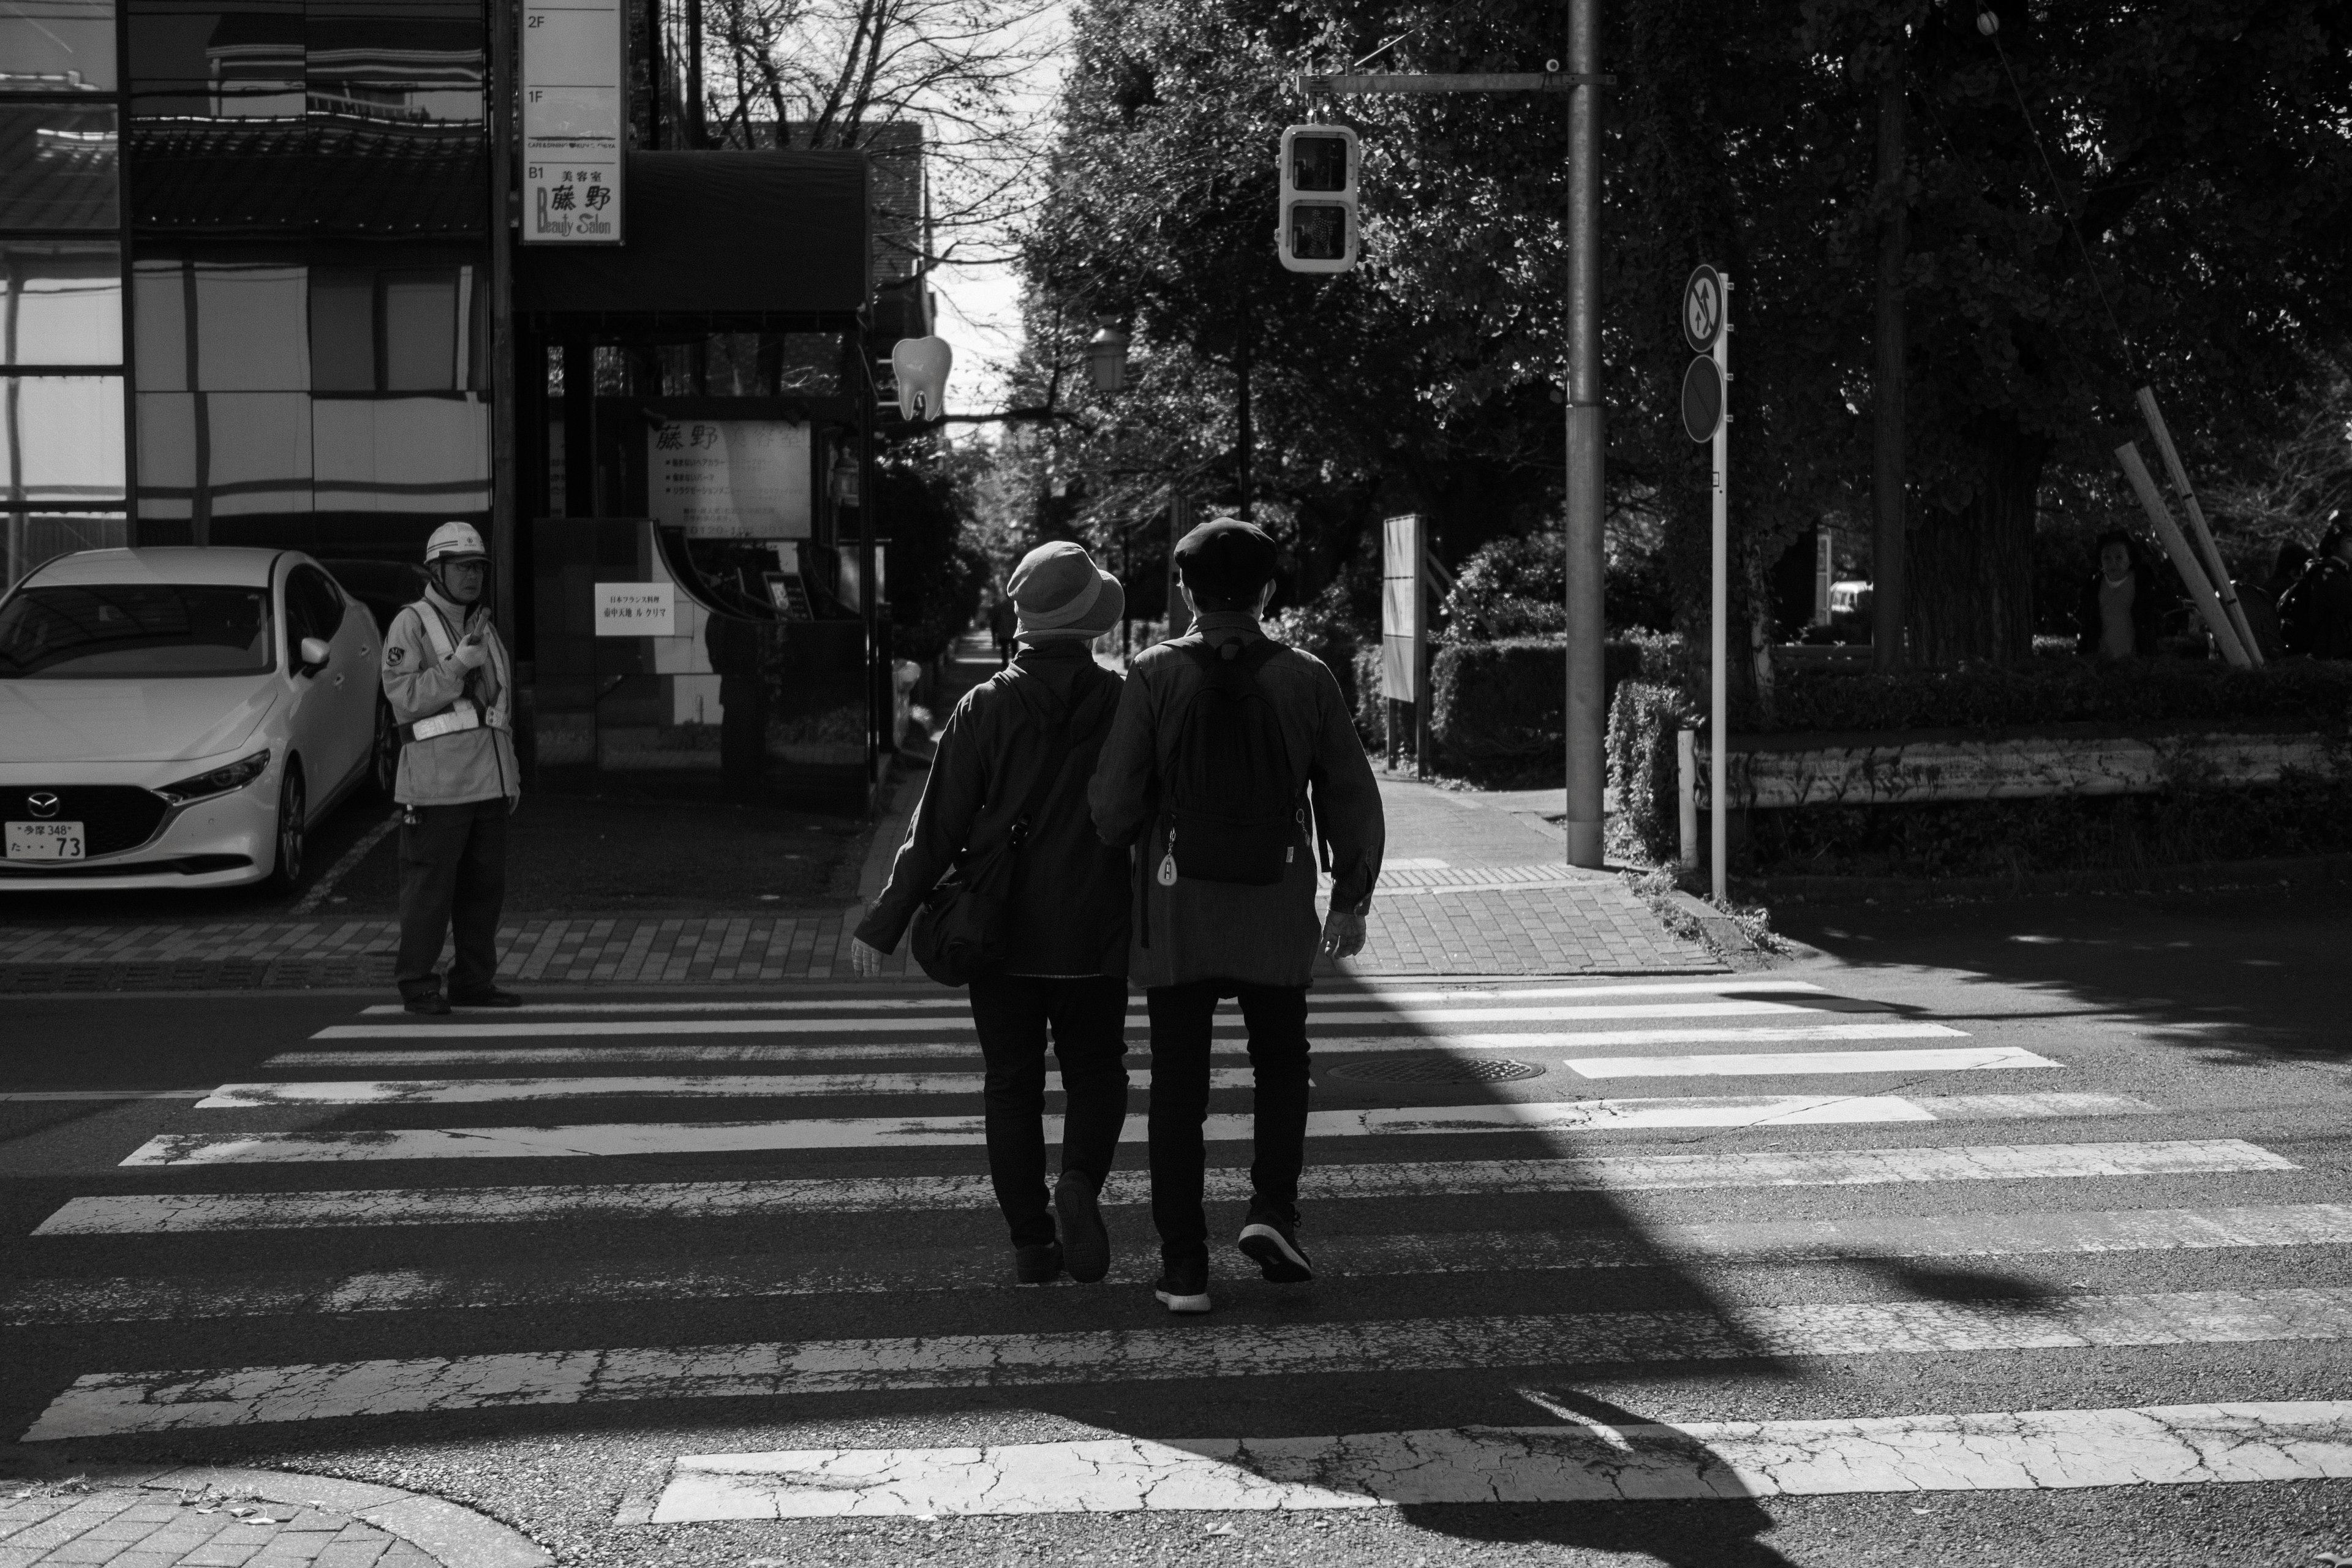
[514,150,870,322]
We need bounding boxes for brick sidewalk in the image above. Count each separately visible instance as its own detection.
[0,1469,548,1568]
[0,774,1718,990]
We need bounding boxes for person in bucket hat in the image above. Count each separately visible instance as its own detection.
[853,541,1134,1286]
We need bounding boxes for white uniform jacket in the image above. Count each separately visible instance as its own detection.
[381,589,521,807]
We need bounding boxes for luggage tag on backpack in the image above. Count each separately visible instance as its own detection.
[1157,825,1178,887]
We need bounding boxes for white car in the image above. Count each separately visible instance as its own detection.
[0,546,391,891]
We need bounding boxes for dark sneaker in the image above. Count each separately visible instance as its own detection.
[1014,1242,1064,1284]
[1238,1202,1313,1283]
[449,986,524,1008]
[1153,1254,1211,1314]
[1055,1172,1110,1284]
[401,991,450,1016]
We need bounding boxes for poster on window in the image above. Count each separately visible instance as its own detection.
[649,420,813,539]
[521,0,624,243]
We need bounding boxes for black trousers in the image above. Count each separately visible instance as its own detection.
[967,974,1131,1248]
[1147,979,1311,1265]
[395,798,509,999]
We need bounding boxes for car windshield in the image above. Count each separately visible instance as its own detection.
[0,584,276,678]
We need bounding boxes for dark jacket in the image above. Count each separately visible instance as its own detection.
[857,643,1131,978]
[2075,567,2161,659]
[1089,612,1384,990]
[2309,557,2352,660]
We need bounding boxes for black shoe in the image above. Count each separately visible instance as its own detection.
[1153,1254,1211,1314]
[401,991,450,1016]
[1238,1201,1313,1283]
[1014,1242,1065,1284]
[1055,1172,1110,1284]
[449,986,523,1008]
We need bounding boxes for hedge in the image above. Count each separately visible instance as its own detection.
[1751,657,2352,734]
[1607,680,1694,864]
[1425,635,1683,764]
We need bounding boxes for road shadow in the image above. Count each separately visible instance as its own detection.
[1778,880,2352,1068]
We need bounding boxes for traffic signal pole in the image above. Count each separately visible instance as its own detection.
[1298,12,1613,867]
[1561,0,1605,869]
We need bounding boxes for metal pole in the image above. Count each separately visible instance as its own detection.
[489,0,518,642]
[1561,0,1605,869]
[1871,64,1907,672]
[1710,277,1731,904]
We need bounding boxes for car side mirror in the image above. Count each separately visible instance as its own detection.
[298,636,332,674]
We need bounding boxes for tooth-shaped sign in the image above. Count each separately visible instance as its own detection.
[891,336,952,423]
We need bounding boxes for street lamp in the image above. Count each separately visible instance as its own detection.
[1086,319,1131,393]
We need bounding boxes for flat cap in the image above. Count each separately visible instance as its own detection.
[1173,517,1278,603]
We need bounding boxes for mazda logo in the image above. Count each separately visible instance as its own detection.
[26,793,59,819]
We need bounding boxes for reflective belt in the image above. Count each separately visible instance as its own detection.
[401,598,511,742]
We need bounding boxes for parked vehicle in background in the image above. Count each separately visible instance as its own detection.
[0,547,386,891]
[323,558,432,797]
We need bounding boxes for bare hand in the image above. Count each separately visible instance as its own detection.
[1321,908,1367,960]
[850,936,889,977]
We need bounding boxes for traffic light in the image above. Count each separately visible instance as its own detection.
[1277,124,1358,273]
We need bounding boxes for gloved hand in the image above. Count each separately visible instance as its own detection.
[453,634,489,671]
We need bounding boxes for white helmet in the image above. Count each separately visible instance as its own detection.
[424,521,489,565]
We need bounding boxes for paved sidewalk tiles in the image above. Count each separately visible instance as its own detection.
[0,1472,545,1568]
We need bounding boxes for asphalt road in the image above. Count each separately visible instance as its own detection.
[3,886,2350,1567]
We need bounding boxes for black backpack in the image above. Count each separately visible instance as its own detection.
[1160,638,1302,887]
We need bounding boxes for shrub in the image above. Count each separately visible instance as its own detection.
[1354,644,1389,749]
[1751,656,2352,734]
[1745,769,2352,878]
[1428,635,1684,764]
[1438,529,1675,643]
[1607,679,1695,864]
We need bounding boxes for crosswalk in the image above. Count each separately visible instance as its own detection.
[12,974,2352,1521]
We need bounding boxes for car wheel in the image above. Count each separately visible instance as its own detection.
[269,761,307,892]
[371,697,401,800]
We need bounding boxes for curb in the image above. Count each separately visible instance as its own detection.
[23,1463,552,1568]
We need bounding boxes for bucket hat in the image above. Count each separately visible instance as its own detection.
[1008,540,1124,642]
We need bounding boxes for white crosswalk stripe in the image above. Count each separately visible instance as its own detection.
[14,977,2348,1521]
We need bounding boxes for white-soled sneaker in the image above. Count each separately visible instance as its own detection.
[1152,1255,1211,1314]
[1237,1203,1313,1283]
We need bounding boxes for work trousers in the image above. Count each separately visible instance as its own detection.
[1147,979,1311,1265]
[967,974,1131,1248]
[395,797,510,999]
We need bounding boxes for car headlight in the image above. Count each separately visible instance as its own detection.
[156,749,273,804]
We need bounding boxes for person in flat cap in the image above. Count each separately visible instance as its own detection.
[1090,516,1385,1316]
[854,540,1134,1287]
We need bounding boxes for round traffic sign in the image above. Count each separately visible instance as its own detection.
[1682,265,1724,355]
[1681,355,1724,443]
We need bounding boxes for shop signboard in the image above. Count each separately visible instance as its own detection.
[521,0,625,243]
[649,419,813,539]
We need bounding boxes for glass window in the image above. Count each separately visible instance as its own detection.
[1,241,122,366]
[0,581,275,676]
[382,267,454,391]
[191,263,307,390]
[311,393,484,514]
[0,105,118,228]
[131,258,186,390]
[282,560,340,655]
[131,388,310,522]
[1,511,125,589]
[0,0,119,93]
[307,267,372,390]
[2,375,126,502]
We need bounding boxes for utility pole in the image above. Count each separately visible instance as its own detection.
[1871,53,1907,671]
[685,0,706,147]
[1297,6,1611,866]
[1560,0,1605,868]
[488,0,518,639]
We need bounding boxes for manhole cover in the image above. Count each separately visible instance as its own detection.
[1328,1055,1546,1085]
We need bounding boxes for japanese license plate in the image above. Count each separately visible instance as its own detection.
[5,821,85,861]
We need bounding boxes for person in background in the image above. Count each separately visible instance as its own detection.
[383,522,522,1015]
[851,543,1133,1286]
[2305,524,2352,660]
[987,589,1019,669]
[1090,517,1385,1316]
[2239,540,2312,662]
[2076,530,2161,661]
